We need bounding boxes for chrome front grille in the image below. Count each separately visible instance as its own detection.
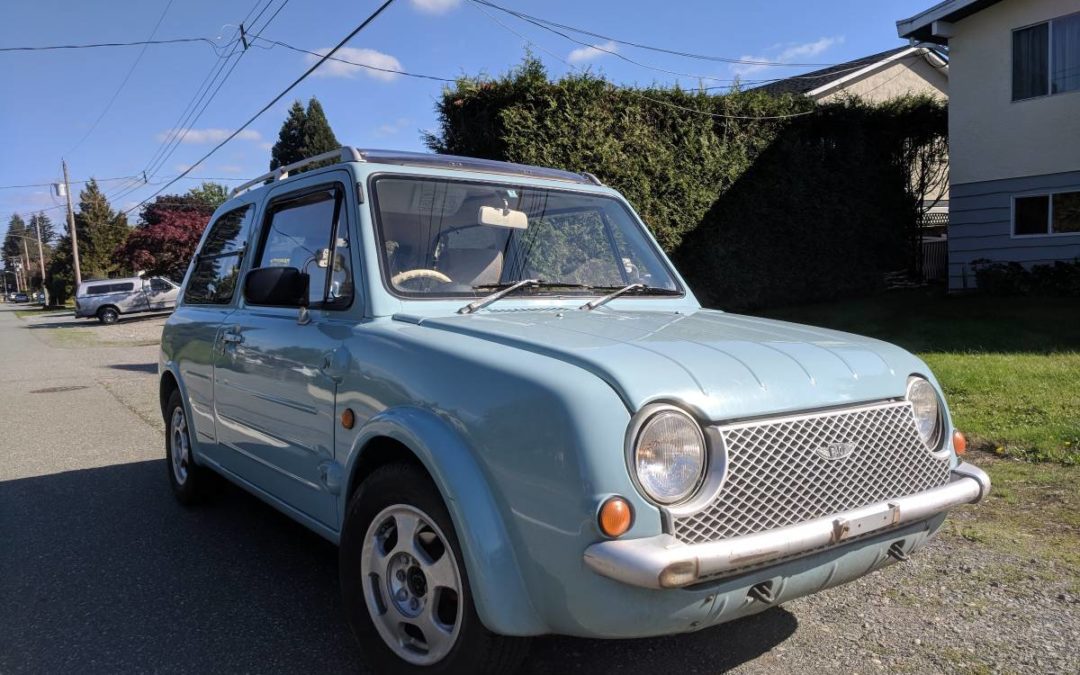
[672,401,953,544]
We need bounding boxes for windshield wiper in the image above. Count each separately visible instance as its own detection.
[580,283,681,310]
[458,279,541,314]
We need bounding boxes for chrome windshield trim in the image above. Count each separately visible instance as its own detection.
[584,462,990,589]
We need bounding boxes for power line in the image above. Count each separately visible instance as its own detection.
[0,37,230,55]
[0,175,140,190]
[470,0,839,68]
[123,0,400,216]
[250,36,456,81]
[66,0,177,157]
[471,1,814,121]
[107,0,279,204]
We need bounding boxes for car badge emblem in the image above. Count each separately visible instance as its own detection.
[815,441,857,460]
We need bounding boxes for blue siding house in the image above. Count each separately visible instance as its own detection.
[898,0,1080,289]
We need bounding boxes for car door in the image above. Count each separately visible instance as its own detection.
[169,202,257,459]
[146,277,176,310]
[212,173,356,528]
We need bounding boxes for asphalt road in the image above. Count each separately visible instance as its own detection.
[0,306,798,674]
[11,306,1066,674]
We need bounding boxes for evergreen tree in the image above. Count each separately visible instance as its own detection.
[47,234,75,302]
[75,179,130,278]
[270,100,307,170]
[302,98,340,157]
[29,212,57,248]
[269,97,339,172]
[2,214,26,272]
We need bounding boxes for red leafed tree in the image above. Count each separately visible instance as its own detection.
[115,183,227,280]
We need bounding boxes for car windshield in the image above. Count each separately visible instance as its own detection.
[371,176,681,298]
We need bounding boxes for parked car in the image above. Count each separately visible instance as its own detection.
[75,275,180,324]
[13,292,29,303]
[160,148,990,674]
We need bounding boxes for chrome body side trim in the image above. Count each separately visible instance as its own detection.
[584,462,990,589]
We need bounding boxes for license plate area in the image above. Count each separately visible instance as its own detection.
[831,503,900,543]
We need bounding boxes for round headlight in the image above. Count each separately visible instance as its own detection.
[907,377,942,449]
[633,409,706,505]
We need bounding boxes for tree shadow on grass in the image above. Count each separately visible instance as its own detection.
[0,460,797,674]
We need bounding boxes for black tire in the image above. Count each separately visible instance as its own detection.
[340,463,530,674]
[164,388,210,505]
[97,306,119,325]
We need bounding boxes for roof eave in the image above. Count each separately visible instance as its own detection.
[896,0,1004,42]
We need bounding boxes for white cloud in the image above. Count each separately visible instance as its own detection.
[174,163,192,173]
[258,141,273,151]
[376,117,411,137]
[731,36,844,77]
[307,47,403,82]
[567,40,618,64]
[409,0,460,14]
[157,128,263,144]
[217,164,244,174]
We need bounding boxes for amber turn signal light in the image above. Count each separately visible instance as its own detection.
[953,430,967,455]
[599,497,633,538]
[341,408,356,430]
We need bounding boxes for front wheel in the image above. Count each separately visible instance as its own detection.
[340,463,529,674]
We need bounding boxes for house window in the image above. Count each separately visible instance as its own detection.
[1014,190,1080,236]
[1013,13,1080,100]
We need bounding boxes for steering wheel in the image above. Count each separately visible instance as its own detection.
[390,268,454,286]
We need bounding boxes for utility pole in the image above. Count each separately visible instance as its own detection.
[22,233,32,295]
[61,159,82,288]
[33,218,49,306]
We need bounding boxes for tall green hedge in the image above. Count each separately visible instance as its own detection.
[426,58,946,310]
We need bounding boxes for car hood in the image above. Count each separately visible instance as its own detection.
[401,308,927,421]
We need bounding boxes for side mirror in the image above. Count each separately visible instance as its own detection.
[244,266,309,307]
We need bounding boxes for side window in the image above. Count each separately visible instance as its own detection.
[115,282,135,293]
[184,205,254,305]
[255,187,352,309]
[150,278,171,292]
[87,285,109,296]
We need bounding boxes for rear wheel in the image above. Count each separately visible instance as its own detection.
[97,306,119,325]
[164,389,210,505]
[340,463,529,674]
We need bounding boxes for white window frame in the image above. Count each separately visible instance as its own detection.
[1012,11,1080,102]
[1011,187,1080,238]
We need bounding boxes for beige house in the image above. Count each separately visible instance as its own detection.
[898,0,1080,290]
[753,45,948,103]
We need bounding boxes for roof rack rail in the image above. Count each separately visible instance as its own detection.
[230,146,605,198]
[231,146,363,197]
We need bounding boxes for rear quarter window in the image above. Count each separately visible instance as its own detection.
[184,205,254,305]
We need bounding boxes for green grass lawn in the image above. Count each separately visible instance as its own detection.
[756,290,1080,464]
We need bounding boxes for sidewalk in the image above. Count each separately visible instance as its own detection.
[0,306,163,481]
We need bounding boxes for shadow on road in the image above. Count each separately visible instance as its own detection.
[0,460,796,673]
[108,363,158,374]
[23,313,170,331]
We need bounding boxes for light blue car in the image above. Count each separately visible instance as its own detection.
[159,147,990,673]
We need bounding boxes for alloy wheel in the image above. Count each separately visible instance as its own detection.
[360,504,464,665]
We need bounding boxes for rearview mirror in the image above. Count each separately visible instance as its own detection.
[244,267,309,307]
[478,205,528,229]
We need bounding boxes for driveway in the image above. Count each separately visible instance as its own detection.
[1,305,1075,673]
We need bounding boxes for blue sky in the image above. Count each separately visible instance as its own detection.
[0,0,934,234]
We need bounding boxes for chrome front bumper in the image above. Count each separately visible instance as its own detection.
[585,462,991,589]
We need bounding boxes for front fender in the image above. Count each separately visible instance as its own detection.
[342,405,547,636]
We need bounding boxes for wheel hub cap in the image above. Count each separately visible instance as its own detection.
[360,505,463,666]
